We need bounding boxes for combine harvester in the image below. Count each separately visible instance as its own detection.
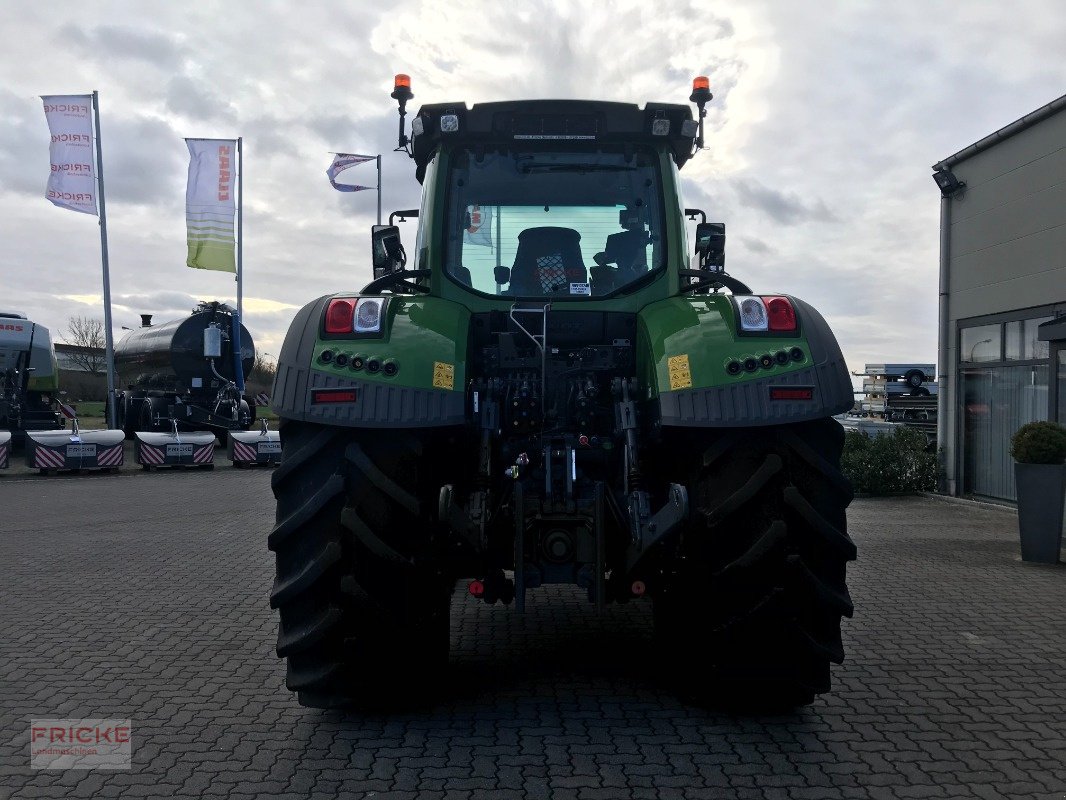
[0,311,63,443]
[1,311,123,474]
[113,301,276,469]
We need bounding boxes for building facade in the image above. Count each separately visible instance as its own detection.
[935,95,1066,501]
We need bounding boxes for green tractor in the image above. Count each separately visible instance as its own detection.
[269,75,856,709]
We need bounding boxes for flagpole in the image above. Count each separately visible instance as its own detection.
[91,90,117,430]
[376,154,381,225]
[237,136,243,319]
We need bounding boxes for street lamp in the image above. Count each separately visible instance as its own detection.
[968,338,992,362]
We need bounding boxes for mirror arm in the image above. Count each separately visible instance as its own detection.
[361,269,431,295]
[388,209,420,226]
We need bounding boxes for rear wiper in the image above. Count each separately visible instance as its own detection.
[518,163,636,173]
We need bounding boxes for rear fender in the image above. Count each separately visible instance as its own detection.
[638,294,852,427]
[272,294,468,427]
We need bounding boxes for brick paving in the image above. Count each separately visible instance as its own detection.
[1,470,1064,799]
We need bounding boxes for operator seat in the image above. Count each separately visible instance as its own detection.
[602,228,649,277]
[508,227,587,295]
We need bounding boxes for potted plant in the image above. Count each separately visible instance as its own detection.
[1011,421,1066,564]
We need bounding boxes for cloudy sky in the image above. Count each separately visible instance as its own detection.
[2,1,1064,379]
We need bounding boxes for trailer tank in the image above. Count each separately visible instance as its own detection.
[115,306,254,390]
[114,301,254,435]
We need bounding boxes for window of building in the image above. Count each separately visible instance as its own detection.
[961,365,1049,499]
[958,310,1058,502]
[1005,316,1053,360]
[960,324,1001,362]
[1058,349,1066,423]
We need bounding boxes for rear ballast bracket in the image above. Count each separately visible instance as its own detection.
[626,482,688,572]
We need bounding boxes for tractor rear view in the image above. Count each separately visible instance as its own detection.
[269,75,856,710]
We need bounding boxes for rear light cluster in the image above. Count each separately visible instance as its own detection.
[734,295,798,333]
[324,296,386,335]
[726,347,805,376]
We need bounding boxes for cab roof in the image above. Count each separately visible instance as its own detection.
[410,99,697,180]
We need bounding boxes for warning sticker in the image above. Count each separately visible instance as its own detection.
[667,354,692,390]
[569,282,591,296]
[432,361,455,390]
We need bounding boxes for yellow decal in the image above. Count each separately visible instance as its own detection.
[667,354,692,390]
[432,361,455,390]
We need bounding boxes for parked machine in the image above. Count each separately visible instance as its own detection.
[0,312,63,444]
[854,362,937,444]
[114,302,255,438]
[268,76,857,711]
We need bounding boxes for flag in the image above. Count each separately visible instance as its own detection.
[327,153,375,192]
[463,205,493,248]
[185,139,237,272]
[41,95,97,215]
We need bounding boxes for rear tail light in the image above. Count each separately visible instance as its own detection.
[324,296,387,335]
[736,296,768,331]
[770,386,814,401]
[354,298,385,333]
[324,298,355,333]
[734,295,798,334]
[312,388,358,404]
[765,296,797,332]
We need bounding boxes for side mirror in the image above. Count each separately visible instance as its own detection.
[694,222,725,271]
[371,225,405,279]
[493,266,511,285]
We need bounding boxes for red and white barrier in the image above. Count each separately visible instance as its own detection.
[24,429,125,473]
[134,431,216,470]
[228,423,281,467]
[0,430,10,470]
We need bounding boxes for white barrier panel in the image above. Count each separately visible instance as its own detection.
[25,429,125,473]
[0,430,10,469]
[228,427,281,467]
[135,431,216,470]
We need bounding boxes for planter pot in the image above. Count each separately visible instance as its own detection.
[1015,462,1066,564]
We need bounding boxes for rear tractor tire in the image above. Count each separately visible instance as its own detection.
[655,418,856,710]
[268,420,452,709]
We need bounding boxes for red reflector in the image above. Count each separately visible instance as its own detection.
[312,389,358,404]
[770,387,814,401]
[468,580,484,597]
[765,296,797,331]
[324,299,355,333]
[631,580,646,597]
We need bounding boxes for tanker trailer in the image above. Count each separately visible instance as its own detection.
[0,312,63,443]
[114,301,255,438]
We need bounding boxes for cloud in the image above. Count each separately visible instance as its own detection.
[741,236,773,254]
[165,76,236,123]
[103,115,186,206]
[0,91,49,199]
[57,23,186,70]
[733,178,838,226]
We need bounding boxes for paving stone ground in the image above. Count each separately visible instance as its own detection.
[1,469,1064,799]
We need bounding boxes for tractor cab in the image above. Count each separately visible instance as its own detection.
[369,76,736,302]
